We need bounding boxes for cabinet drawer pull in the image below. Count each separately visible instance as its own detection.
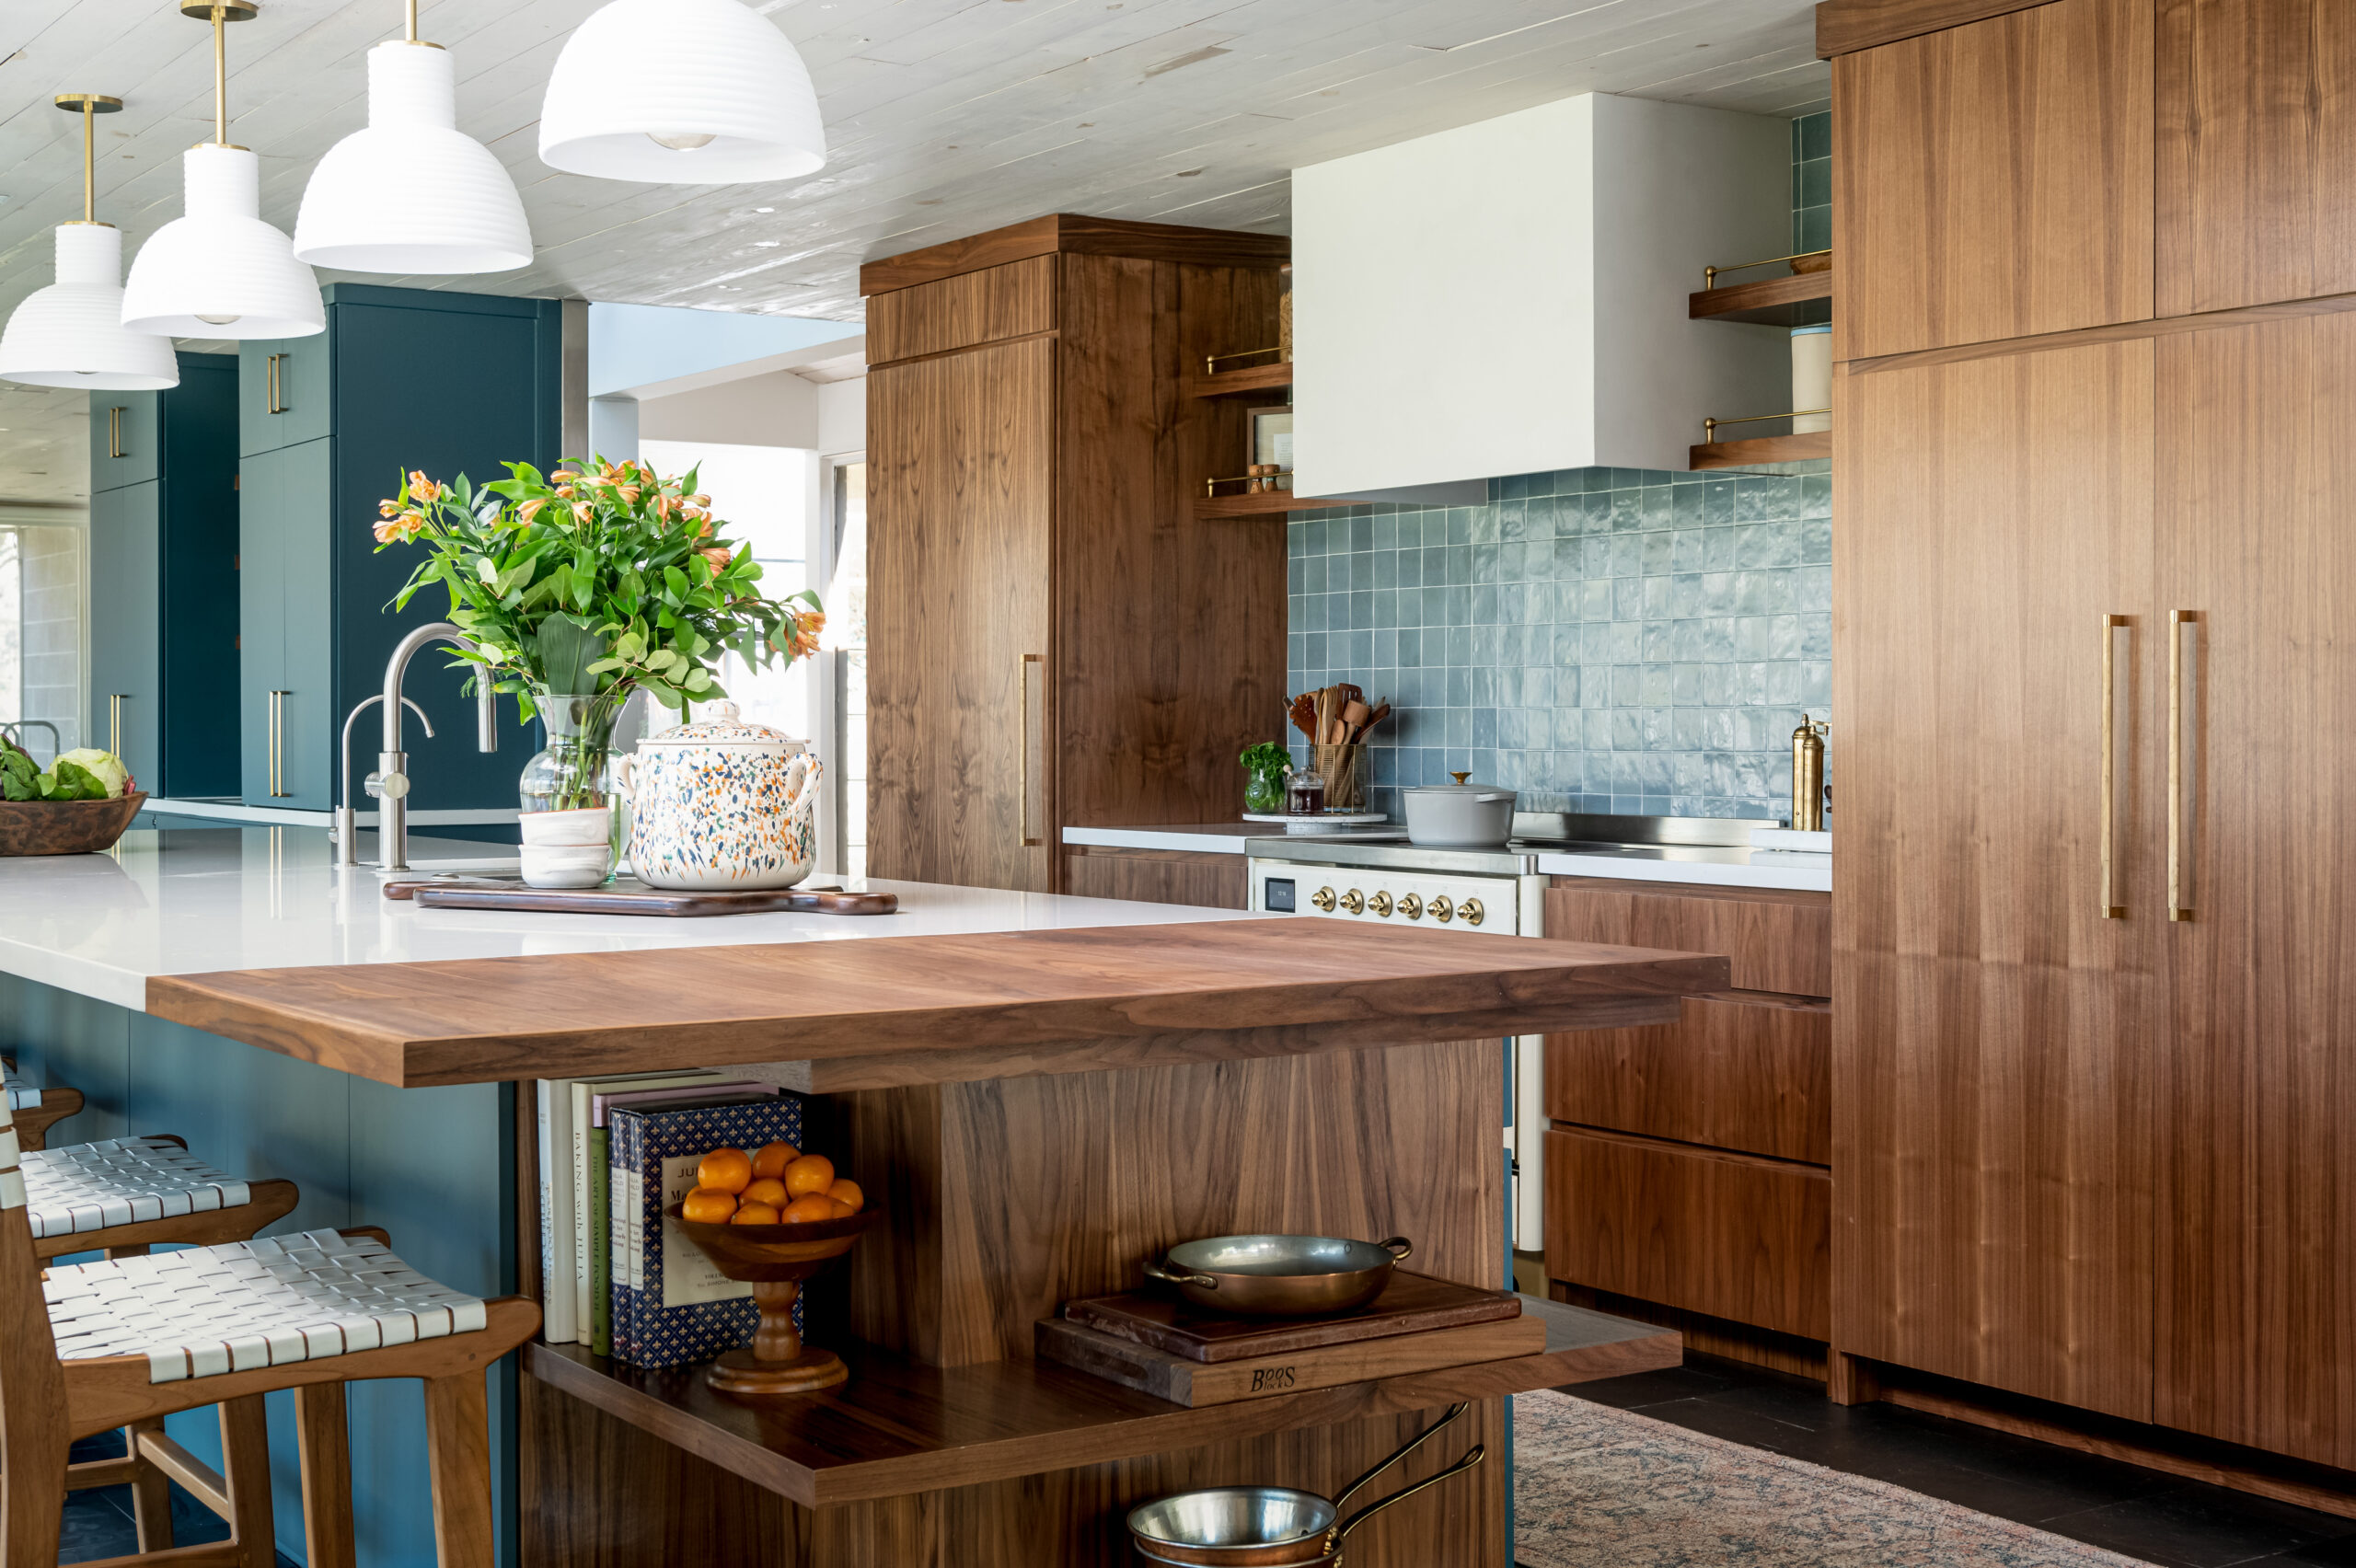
[268,689,293,798]
[2170,610,2198,922]
[1017,652,1043,847]
[107,406,126,459]
[266,353,288,415]
[2099,614,2128,919]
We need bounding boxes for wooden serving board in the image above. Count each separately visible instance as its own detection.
[380,876,897,918]
[1035,1311,1546,1406]
[1063,1270,1521,1362]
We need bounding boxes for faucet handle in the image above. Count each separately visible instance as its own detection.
[368,770,410,801]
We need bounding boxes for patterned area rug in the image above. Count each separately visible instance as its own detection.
[1515,1390,2157,1568]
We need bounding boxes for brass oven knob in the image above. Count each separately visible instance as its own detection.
[1369,891,1393,917]
[1429,895,1454,923]
[1311,886,1336,912]
[1340,888,1365,915]
[1461,897,1484,928]
[1399,894,1423,920]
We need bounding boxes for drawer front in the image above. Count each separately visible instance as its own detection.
[1547,992,1831,1163]
[1545,879,1830,996]
[869,255,1056,364]
[1062,847,1247,910]
[1544,1126,1830,1341]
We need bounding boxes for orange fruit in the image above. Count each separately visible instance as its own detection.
[783,1154,836,1197]
[681,1187,737,1225]
[781,1193,837,1224]
[742,1177,788,1208]
[731,1201,782,1225]
[828,1199,856,1218]
[697,1147,753,1195]
[826,1178,863,1213]
[750,1141,801,1180]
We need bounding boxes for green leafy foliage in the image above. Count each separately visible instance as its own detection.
[0,740,127,802]
[1240,742,1293,774]
[373,458,824,718]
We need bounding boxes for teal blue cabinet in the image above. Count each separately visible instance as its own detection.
[237,285,560,811]
[237,331,331,456]
[85,353,241,798]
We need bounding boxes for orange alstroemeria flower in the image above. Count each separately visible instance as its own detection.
[700,545,734,574]
[406,471,441,504]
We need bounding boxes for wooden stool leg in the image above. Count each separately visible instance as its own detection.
[126,1417,176,1552]
[219,1394,275,1568]
[295,1384,358,1568]
[1,1418,69,1566]
[422,1373,495,1568]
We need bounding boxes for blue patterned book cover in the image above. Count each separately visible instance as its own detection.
[609,1095,805,1368]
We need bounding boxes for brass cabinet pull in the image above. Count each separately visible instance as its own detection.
[2099,615,2129,918]
[2170,610,2198,922]
[107,694,127,757]
[1016,652,1043,847]
[267,690,292,798]
[107,406,126,459]
[266,352,288,415]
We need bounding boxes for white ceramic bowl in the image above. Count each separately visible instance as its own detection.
[520,842,611,890]
[520,806,613,847]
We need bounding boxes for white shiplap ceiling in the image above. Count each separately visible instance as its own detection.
[0,0,1826,502]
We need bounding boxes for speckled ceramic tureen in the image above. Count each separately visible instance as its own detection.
[616,703,821,892]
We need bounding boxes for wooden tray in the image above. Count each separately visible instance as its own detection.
[380,875,897,917]
[1036,1311,1545,1406]
[1063,1270,1520,1363]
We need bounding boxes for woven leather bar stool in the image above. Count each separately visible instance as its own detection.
[0,1099,538,1568]
[2,1056,85,1151]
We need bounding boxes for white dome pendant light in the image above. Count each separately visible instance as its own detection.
[121,1,323,339]
[293,0,532,273]
[538,0,826,184]
[0,94,179,390]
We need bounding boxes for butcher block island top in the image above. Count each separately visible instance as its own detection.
[145,916,1727,1088]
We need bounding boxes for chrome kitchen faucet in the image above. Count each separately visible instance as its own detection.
[370,623,499,873]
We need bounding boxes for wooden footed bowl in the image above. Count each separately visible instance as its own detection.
[665,1204,878,1397]
[0,793,146,857]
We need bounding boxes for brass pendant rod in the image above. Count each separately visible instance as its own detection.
[81,99,94,222]
[213,4,227,145]
[406,0,418,41]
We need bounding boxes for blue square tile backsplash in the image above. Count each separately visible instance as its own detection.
[1285,462,1831,823]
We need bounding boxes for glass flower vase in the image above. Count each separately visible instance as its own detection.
[517,687,623,888]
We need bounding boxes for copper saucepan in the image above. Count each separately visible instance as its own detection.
[1141,1234,1413,1318]
[1126,1401,1482,1566]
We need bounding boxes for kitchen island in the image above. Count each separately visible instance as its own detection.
[0,824,1727,1567]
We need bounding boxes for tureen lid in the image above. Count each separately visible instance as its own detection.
[639,701,805,754]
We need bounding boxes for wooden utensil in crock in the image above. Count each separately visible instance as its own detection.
[664,1204,878,1395]
[0,792,146,857]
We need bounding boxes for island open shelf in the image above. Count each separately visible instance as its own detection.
[525,1295,1676,1508]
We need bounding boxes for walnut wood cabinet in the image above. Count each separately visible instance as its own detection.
[863,217,1288,893]
[1831,0,2154,361]
[1833,0,2356,1474]
[1060,845,1247,910]
[1542,878,1833,1369]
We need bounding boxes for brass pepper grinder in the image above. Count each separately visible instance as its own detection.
[1791,714,1829,831]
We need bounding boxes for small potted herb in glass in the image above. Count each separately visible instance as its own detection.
[1240,742,1291,815]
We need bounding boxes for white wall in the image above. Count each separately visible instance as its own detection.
[1293,92,1789,495]
[816,379,864,458]
[638,371,820,448]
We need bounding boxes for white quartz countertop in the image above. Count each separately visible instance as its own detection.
[1062,822,1405,855]
[0,827,1248,1014]
[1066,824,1829,894]
[140,798,519,828]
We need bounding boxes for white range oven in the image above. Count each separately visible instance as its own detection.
[1246,837,1551,1252]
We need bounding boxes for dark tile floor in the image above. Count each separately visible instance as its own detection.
[1550,1356,2356,1568]
[59,1430,298,1568]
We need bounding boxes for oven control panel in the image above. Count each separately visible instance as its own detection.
[1247,859,1530,937]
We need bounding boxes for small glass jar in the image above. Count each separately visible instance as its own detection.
[1243,755,1289,813]
[1287,766,1326,816]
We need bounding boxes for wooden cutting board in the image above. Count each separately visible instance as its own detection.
[1062,1270,1521,1362]
[1036,1311,1545,1406]
[380,875,898,917]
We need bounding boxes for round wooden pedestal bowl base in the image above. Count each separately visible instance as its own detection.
[707,1345,848,1396]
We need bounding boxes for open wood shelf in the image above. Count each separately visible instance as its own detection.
[1187,361,1292,399]
[1689,431,1831,470]
[1196,488,1317,518]
[1690,271,1834,327]
[524,1296,1677,1507]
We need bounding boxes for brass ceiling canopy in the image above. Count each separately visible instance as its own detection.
[176,1,260,17]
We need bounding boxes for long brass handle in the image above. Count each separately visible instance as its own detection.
[268,690,292,798]
[2170,610,2198,921]
[107,406,125,459]
[107,694,126,757]
[267,353,287,415]
[2100,615,2127,919]
[1017,652,1043,847]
